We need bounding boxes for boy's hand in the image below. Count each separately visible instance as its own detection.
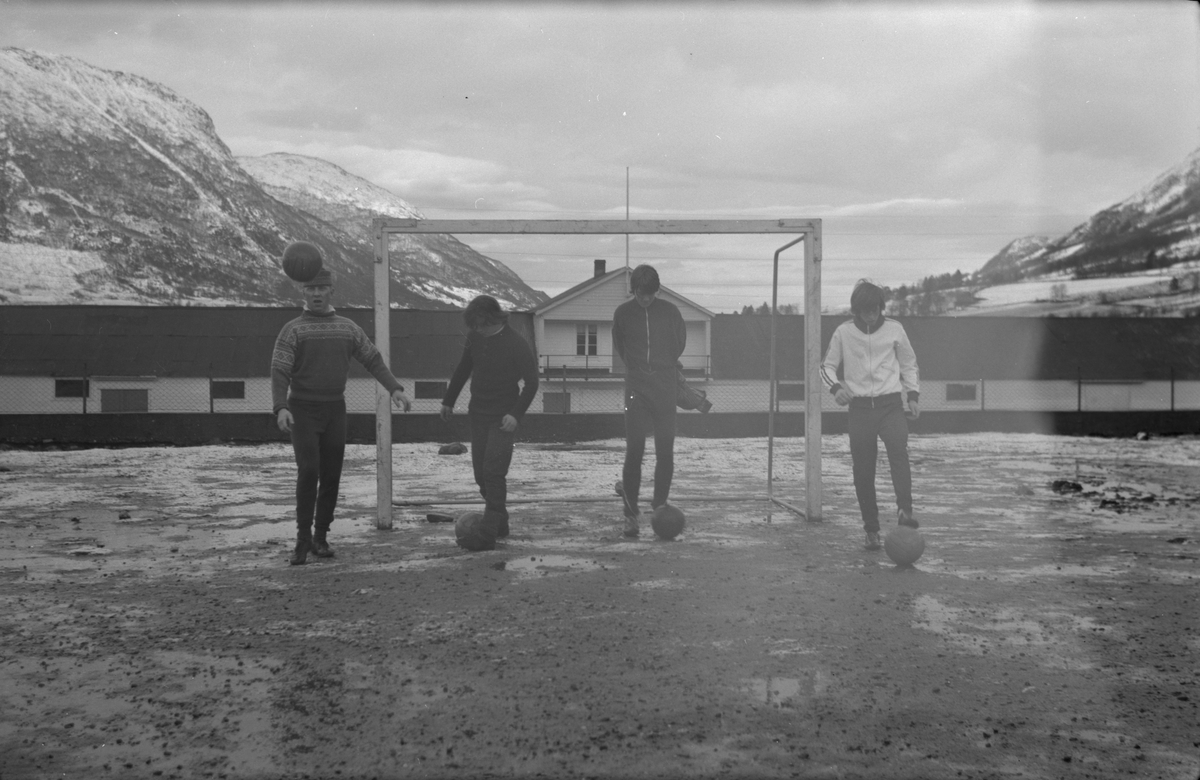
[500,414,518,433]
[834,388,854,406]
[439,404,453,422]
[391,390,412,412]
[276,408,293,433]
[906,400,920,420]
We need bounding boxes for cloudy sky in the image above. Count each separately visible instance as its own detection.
[4,1,1199,311]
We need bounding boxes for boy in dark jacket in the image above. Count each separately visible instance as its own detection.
[440,295,539,547]
[611,264,687,537]
[272,261,412,566]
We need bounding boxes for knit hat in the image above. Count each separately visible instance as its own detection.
[302,268,335,287]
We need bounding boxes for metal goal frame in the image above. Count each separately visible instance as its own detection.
[371,218,823,528]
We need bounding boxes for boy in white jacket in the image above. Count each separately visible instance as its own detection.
[821,280,921,550]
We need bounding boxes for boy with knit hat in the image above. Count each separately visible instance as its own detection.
[440,295,539,548]
[821,279,921,550]
[272,263,412,566]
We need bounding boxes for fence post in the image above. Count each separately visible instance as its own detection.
[1170,365,1175,412]
[980,378,984,412]
[209,363,214,414]
[562,364,567,413]
[1077,366,1082,413]
[82,362,88,415]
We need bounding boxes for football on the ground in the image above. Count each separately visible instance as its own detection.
[884,525,925,566]
[281,240,324,283]
[651,504,686,540]
[455,511,496,552]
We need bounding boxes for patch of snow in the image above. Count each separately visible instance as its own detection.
[971,274,1170,307]
[0,243,107,302]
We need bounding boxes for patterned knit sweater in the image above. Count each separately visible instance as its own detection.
[271,308,404,413]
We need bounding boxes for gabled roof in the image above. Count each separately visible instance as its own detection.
[535,266,715,318]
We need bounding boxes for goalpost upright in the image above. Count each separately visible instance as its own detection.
[371,218,823,529]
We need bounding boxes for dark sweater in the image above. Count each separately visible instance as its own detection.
[271,308,403,413]
[442,325,539,420]
[611,297,687,397]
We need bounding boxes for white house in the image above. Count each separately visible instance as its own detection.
[534,260,715,379]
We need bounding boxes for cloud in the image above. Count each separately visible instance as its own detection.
[247,106,367,133]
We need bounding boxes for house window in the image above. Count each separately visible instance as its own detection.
[415,381,448,399]
[576,324,598,356]
[210,380,245,399]
[101,389,149,413]
[55,379,90,398]
[946,383,977,402]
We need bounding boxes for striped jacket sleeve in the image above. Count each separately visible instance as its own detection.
[820,325,843,394]
[895,325,920,401]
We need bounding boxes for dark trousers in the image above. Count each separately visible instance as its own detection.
[622,388,676,517]
[289,399,347,541]
[848,396,912,533]
[470,413,515,522]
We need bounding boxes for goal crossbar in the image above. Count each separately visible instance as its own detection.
[372,218,823,528]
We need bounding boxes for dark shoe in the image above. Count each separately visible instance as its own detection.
[623,515,640,538]
[496,517,510,539]
[311,539,335,558]
[898,509,919,529]
[864,531,881,551]
[290,539,310,566]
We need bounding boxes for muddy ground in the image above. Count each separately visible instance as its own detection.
[1,433,1198,780]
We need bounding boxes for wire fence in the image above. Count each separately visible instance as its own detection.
[6,365,1199,415]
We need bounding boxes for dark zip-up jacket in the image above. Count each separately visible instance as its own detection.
[612,297,687,398]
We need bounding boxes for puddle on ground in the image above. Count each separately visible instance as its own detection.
[629,578,689,590]
[911,594,1104,668]
[215,502,292,520]
[740,672,829,708]
[504,554,603,579]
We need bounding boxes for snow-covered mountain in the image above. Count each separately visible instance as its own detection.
[239,153,546,310]
[976,146,1200,287]
[0,47,546,309]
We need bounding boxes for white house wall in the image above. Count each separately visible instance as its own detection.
[3,376,1200,414]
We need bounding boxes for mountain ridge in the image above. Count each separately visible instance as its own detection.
[0,46,546,310]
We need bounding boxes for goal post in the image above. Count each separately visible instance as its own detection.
[371,218,824,528]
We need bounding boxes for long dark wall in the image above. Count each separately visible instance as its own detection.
[0,306,533,379]
[3,305,1198,381]
[711,313,1200,381]
[4,411,1199,447]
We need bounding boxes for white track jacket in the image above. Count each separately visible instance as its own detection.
[821,317,920,402]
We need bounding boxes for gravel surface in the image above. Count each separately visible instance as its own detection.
[1,433,1198,779]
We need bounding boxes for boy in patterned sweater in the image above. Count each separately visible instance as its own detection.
[272,265,412,565]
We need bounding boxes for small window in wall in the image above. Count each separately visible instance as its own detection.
[55,379,90,398]
[415,381,448,399]
[946,383,977,401]
[576,324,598,356]
[776,383,805,401]
[101,389,149,413]
[210,380,245,399]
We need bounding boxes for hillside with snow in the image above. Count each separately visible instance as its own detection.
[240,154,545,310]
[0,47,545,309]
[886,145,1200,317]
